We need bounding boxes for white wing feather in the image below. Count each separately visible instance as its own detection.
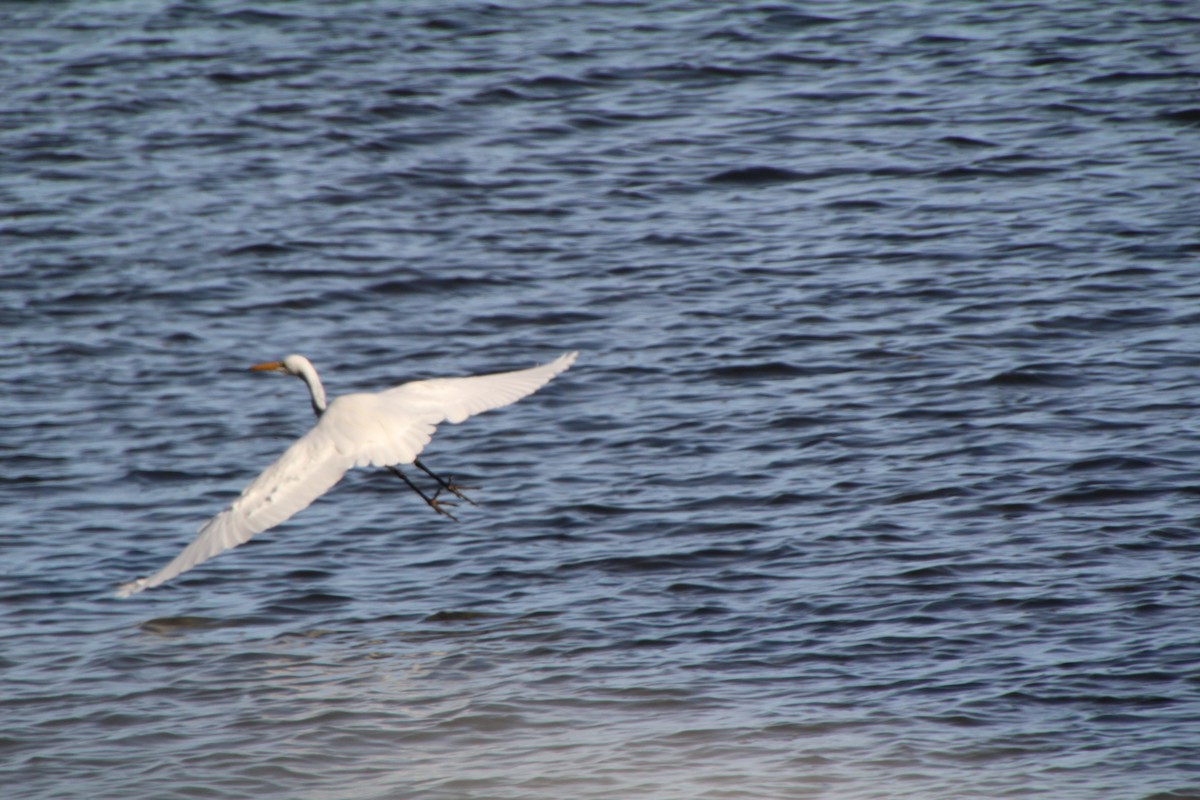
[322,351,578,469]
[382,350,578,425]
[116,352,577,597]
[116,425,353,597]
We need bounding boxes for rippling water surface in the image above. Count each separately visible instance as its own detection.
[4,2,1200,798]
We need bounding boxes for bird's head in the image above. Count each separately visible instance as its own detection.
[250,354,326,415]
[249,354,312,376]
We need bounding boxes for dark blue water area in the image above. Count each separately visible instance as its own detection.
[3,1,1200,798]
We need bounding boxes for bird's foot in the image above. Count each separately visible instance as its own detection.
[427,488,460,522]
[441,476,479,506]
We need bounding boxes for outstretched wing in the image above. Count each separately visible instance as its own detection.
[116,424,354,597]
[327,351,579,469]
[385,351,578,425]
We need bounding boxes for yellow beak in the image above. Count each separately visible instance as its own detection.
[249,361,286,373]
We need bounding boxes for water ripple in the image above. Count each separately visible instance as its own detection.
[3,1,1200,799]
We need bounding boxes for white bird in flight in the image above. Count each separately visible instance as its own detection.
[116,351,578,598]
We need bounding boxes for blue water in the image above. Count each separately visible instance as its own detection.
[3,2,1200,798]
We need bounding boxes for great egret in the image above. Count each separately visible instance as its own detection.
[116,351,578,598]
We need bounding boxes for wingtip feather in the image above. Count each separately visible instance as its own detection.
[115,577,148,599]
[551,351,578,372]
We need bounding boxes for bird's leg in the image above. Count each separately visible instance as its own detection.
[387,465,459,521]
[413,458,478,506]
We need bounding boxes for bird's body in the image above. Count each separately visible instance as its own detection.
[116,351,577,598]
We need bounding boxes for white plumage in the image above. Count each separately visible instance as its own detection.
[116,351,577,598]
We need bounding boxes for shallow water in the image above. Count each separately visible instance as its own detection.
[3,2,1200,798]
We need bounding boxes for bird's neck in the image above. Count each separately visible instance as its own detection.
[298,364,328,417]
